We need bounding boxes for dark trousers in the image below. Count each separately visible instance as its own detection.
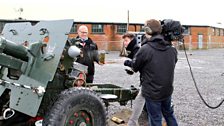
[86,74,94,83]
[145,96,178,126]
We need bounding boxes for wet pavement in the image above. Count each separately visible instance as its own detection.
[94,49,224,126]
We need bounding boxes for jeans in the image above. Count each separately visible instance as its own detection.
[145,96,178,126]
[127,88,145,126]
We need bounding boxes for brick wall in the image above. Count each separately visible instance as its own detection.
[68,24,224,50]
[184,26,224,49]
[68,23,142,51]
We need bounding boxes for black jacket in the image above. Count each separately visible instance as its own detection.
[126,38,140,59]
[75,37,99,75]
[132,35,177,101]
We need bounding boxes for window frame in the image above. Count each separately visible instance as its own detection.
[140,25,145,32]
[216,28,220,36]
[183,26,190,35]
[212,28,215,36]
[70,24,77,33]
[91,24,104,34]
[117,24,127,34]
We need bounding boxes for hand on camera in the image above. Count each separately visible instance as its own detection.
[125,69,134,75]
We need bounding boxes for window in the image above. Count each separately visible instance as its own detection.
[183,26,190,35]
[216,28,220,36]
[92,24,104,33]
[220,29,223,36]
[212,28,215,36]
[70,24,77,33]
[117,25,127,34]
[140,25,145,32]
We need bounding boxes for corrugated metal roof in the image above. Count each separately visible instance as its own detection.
[181,20,224,28]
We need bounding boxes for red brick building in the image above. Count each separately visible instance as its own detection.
[68,22,143,51]
[1,19,224,50]
[68,22,224,50]
[183,25,224,50]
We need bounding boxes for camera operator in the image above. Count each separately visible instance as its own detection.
[124,19,178,126]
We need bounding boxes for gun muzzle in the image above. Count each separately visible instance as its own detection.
[0,37,28,61]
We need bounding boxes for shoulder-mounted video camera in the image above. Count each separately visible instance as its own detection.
[160,19,185,42]
[131,19,184,45]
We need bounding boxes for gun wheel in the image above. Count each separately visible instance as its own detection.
[43,88,107,126]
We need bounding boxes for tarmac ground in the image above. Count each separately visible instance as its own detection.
[94,49,224,126]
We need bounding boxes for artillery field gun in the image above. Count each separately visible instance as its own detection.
[0,20,138,126]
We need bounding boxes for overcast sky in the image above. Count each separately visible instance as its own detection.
[0,0,223,26]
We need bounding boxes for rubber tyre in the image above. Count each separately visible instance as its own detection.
[43,87,107,126]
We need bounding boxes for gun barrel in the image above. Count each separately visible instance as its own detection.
[0,37,28,61]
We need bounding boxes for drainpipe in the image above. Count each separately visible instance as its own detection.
[189,35,192,50]
[208,35,211,49]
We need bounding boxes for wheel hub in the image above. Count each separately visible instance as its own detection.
[66,110,93,126]
[79,122,87,126]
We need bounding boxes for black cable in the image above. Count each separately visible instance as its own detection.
[182,40,224,109]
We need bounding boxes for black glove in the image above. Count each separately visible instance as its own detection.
[124,60,132,67]
[125,69,134,75]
